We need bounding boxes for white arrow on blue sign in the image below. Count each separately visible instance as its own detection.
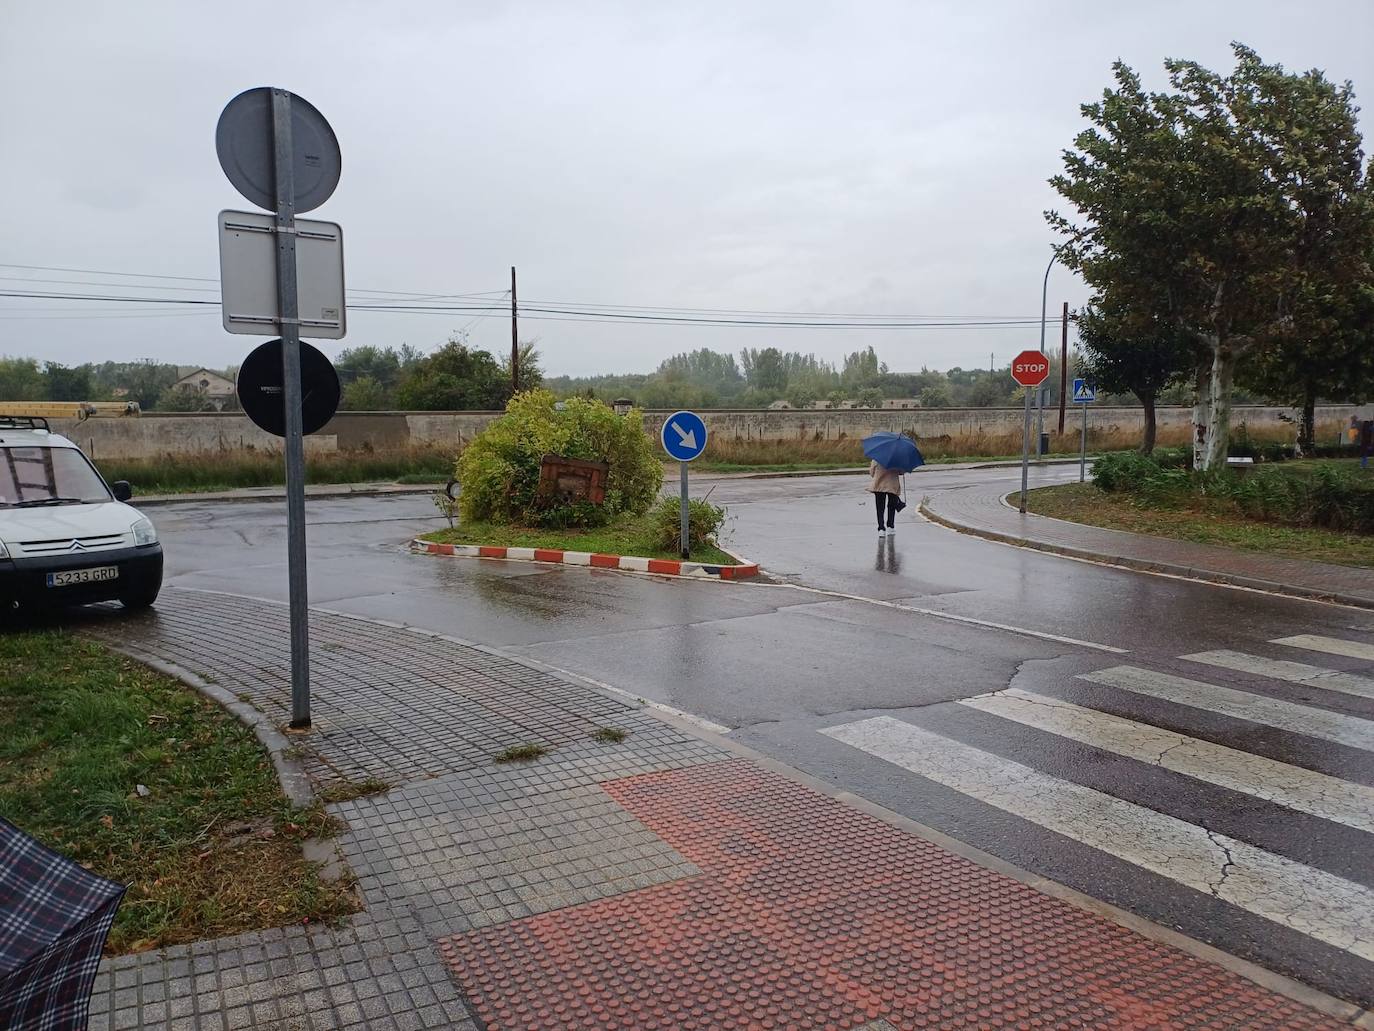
[661,410,708,462]
[1072,378,1096,403]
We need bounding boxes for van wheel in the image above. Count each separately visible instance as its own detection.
[120,583,161,610]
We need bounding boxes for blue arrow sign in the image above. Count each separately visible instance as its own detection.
[661,410,708,462]
[1072,378,1096,403]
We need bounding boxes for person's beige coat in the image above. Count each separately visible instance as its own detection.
[868,461,901,495]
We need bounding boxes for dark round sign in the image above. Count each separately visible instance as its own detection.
[236,339,341,437]
[216,87,341,214]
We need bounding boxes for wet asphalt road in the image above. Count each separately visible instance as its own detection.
[133,465,1374,1006]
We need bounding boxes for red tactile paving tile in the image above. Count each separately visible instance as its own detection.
[438,760,1347,1030]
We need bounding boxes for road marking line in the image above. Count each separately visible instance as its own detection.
[1078,666,1374,752]
[820,715,1374,961]
[960,688,1374,835]
[1183,650,1374,702]
[737,579,1128,654]
[1273,634,1374,663]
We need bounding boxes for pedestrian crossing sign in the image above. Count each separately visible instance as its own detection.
[1072,378,1096,403]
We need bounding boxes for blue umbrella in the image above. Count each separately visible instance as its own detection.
[862,431,924,473]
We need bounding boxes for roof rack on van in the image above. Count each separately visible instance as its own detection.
[0,415,49,431]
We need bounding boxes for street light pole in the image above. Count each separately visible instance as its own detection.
[1036,249,1059,457]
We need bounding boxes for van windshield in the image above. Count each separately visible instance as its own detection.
[0,446,112,506]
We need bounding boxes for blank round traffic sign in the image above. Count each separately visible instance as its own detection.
[216,87,341,214]
[236,339,341,437]
[1011,349,1051,387]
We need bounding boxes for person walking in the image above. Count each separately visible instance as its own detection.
[869,460,905,536]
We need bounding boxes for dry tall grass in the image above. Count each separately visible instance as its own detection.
[700,419,1331,468]
[99,446,455,493]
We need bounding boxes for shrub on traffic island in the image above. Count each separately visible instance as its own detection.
[455,391,662,528]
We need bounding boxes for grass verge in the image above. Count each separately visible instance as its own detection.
[422,513,739,566]
[1025,481,1374,569]
[0,631,357,953]
[98,447,454,495]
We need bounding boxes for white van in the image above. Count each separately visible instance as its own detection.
[0,416,162,613]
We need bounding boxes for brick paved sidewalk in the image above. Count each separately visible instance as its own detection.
[77,588,1360,1029]
[921,479,1374,608]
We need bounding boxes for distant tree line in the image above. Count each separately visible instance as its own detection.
[0,357,241,411]
[544,344,1264,412]
[333,337,542,411]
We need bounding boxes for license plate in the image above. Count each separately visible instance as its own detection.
[46,566,119,588]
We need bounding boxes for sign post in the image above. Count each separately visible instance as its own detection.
[660,411,708,559]
[1072,377,1096,483]
[1011,350,1051,513]
[217,87,343,730]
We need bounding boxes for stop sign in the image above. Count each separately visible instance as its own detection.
[1011,350,1051,387]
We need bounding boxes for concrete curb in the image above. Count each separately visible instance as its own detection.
[919,498,1374,611]
[106,643,316,808]
[695,458,1086,480]
[410,537,761,580]
[135,484,439,507]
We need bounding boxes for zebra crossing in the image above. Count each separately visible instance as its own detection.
[820,633,1374,970]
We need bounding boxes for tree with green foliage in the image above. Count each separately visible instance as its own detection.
[0,357,45,401]
[1076,300,1192,453]
[841,347,884,391]
[340,376,390,411]
[393,340,517,410]
[42,362,94,401]
[657,349,745,397]
[500,341,545,393]
[917,381,952,408]
[155,384,220,412]
[739,347,787,393]
[456,391,662,527]
[1049,44,1374,470]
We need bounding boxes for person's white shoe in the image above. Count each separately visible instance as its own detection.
[886,526,896,535]
[877,528,887,537]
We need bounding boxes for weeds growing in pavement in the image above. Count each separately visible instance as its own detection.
[591,727,629,744]
[494,743,550,763]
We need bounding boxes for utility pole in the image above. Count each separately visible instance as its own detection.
[990,352,994,373]
[1057,301,1068,434]
[1037,249,1058,456]
[510,266,519,393]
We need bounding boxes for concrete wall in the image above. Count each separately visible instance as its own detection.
[49,405,1352,462]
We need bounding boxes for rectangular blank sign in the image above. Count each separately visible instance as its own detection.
[218,210,346,339]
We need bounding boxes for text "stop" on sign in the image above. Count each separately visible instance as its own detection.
[1010,349,1051,387]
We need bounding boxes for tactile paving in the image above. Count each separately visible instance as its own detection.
[439,759,1346,1030]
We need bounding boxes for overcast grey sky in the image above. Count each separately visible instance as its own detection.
[2,0,1371,377]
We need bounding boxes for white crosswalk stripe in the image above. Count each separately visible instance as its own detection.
[1274,634,1374,663]
[959,688,1374,834]
[820,715,1374,962]
[1182,649,1374,701]
[1078,665,1374,751]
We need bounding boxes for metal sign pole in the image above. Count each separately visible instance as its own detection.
[1080,400,1088,483]
[1019,387,1032,514]
[271,89,312,729]
[679,461,690,560]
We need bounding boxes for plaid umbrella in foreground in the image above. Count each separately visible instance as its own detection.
[0,818,126,1031]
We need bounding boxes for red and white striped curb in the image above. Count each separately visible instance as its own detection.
[411,538,760,580]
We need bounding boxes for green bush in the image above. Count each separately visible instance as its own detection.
[1091,451,1165,492]
[647,496,726,554]
[455,391,662,527]
[1097,455,1374,535]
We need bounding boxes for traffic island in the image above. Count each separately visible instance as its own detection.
[412,536,761,580]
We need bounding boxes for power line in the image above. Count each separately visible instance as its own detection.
[0,262,506,301]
